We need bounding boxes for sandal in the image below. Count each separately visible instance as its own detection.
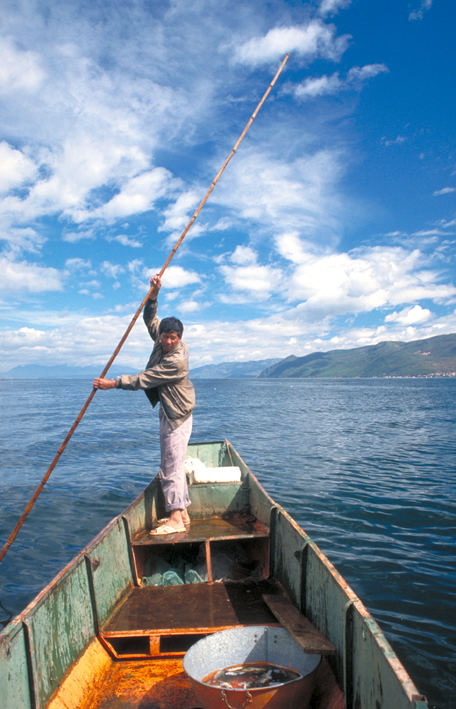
[150,523,186,536]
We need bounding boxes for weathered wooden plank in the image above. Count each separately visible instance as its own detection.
[188,482,249,518]
[263,591,336,655]
[270,507,306,607]
[86,516,134,627]
[25,554,96,708]
[349,600,429,709]
[103,581,277,633]
[0,620,33,709]
[133,513,269,546]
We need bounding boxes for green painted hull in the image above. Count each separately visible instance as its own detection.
[0,441,428,708]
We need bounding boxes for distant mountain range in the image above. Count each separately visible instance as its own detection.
[259,333,456,378]
[191,358,280,378]
[3,333,456,380]
[2,364,137,379]
[2,360,279,380]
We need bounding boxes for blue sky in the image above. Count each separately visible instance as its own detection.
[0,0,455,372]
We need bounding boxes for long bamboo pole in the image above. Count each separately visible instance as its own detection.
[0,54,289,565]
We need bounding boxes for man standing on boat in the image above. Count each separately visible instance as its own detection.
[93,275,195,535]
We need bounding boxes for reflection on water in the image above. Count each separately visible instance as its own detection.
[0,377,455,708]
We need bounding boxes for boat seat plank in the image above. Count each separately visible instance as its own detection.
[263,592,336,655]
[132,512,269,546]
[102,581,278,635]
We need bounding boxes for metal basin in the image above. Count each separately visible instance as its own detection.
[183,625,321,709]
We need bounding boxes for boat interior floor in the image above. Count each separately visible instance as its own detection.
[72,512,342,708]
[78,652,342,709]
[81,655,200,709]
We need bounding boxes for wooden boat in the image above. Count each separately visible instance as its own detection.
[0,440,429,708]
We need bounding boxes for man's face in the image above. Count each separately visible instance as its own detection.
[159,330,180,353]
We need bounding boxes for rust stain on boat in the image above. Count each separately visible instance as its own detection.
[50,650,343,709]
[81,658,198,709]
[47,639,112,709]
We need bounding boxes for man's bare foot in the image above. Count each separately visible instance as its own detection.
[182,509,191,526]
[150,509,187,535]
[167,510,186,529]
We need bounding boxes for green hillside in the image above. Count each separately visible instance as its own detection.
[259,333,456,378]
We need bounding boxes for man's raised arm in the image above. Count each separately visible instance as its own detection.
[144,274,161,341]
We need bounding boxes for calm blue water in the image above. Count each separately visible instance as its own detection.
[0,378,455,708]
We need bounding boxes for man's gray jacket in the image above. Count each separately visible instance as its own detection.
[115,298,195,429]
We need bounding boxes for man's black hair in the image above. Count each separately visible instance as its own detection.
[159,316,183,338]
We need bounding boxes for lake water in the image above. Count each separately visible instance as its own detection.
[0,377,455,708]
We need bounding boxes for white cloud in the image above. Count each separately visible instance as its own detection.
[145,265,200,290]
[85,168,175,221]
[0,138,150,225]
[381,135,407,147]
[212,217,232,232]
[109,234,142,248]
[385,305,432,325]
[220,263,282,298]
[78,277,103,298]
[318,0,352,17]
[0,227,45,256]
[101,261,125,280]
[234,22,350,66]
[80,279,101,289]
[433,187,455,197]
[79,290,103,299]
[0,3,228,233]
[183,308,456,368]
[409,0,433,21]
[0,25,194,226]
[412,228,446,237]
[0,257,63,293]
[0,9,351,249]
[219,247,282,299]
[128,259,144,274]
[65,257,92,271]
[0,38,45,93]
[0,142,37,193]
[51,141,150,220]
[275,232,314,263]
[0,0,454,373]
[0,315,132,371]
[62,228,96,243]
[179,300,200,314]
[293,73,342,99]
[347,64,388,82]
[213,147,346,247]
[283,245,456,318]
[292,63,388,100]
[159,189,201,235]
[231,245,257,265]
[1,285,455,373]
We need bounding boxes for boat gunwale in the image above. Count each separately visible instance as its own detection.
[272,505,427,704]
[1,515,126,635]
